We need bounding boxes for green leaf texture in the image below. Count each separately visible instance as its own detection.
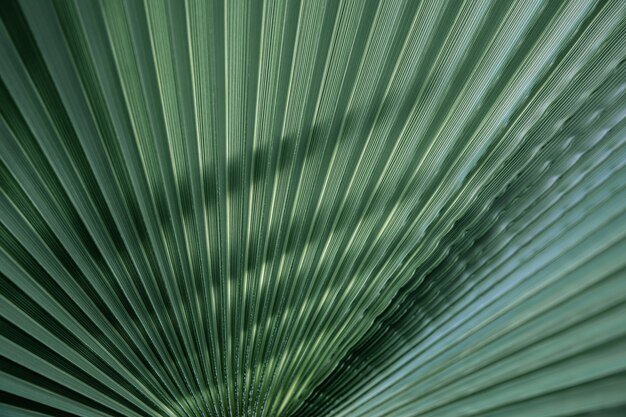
[1,0,625,416]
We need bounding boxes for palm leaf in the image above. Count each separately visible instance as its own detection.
[1,0,625,416]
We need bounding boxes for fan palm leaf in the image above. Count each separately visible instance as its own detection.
[1,0,625,416]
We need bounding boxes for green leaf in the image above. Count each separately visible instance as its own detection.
[1,0,625,416]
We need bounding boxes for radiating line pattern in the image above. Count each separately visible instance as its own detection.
[0,0,625,416]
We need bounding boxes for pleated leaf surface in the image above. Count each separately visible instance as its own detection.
[1,0,625,416]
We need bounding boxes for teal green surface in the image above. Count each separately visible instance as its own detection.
[1,0,625,416]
